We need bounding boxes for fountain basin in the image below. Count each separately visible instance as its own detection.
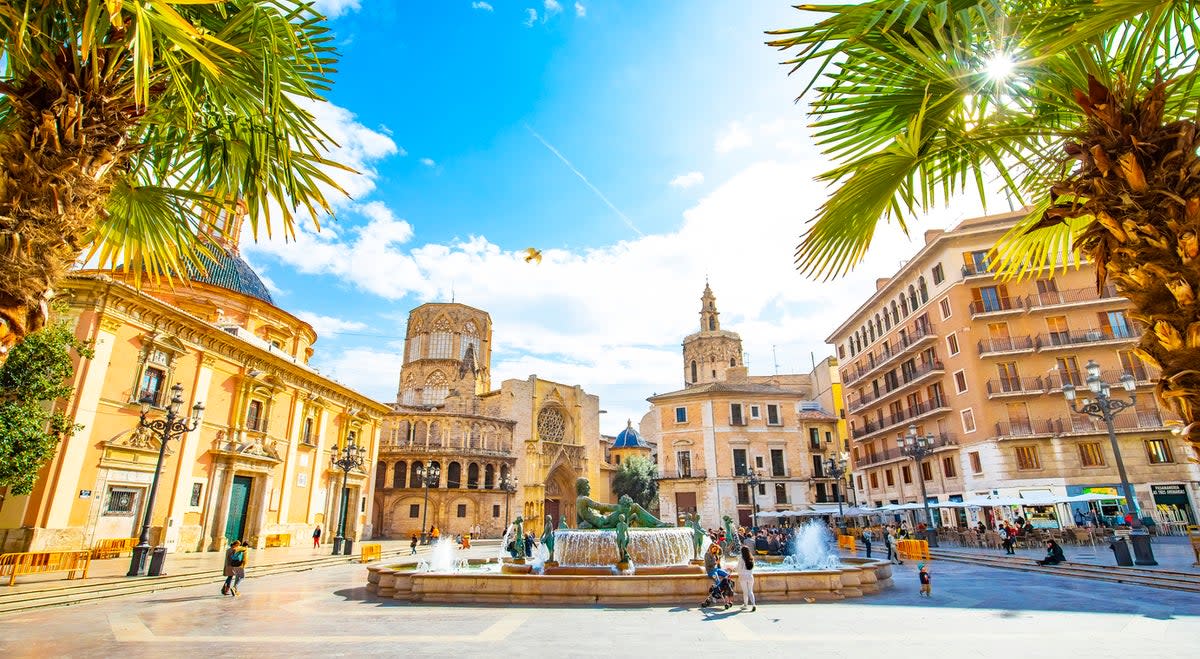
[554,527,695,567]
[366,556,893,605]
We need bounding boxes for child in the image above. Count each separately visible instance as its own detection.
[918,562,931,597]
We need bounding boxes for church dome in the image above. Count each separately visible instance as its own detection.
[185,246,274,304]
[612,420,647,449]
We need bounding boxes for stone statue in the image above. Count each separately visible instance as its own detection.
[542,514,556,562]
[575,477,669,529]
[513,516,525,558]
[689,513,706,560]
[722,515,739,555]
[615,514,630,565]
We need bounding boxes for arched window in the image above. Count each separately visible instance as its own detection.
[484,464,495,489]
[246,400,263,431]
[899,294,908,316]
[690,360,697,382]
[500,464,510,482]
[460,322,481,359]
[410,461,423,487]
[423,371,449,406]
[447,462,462,488]
[406,335,422,362]
[891,301,899,324]
[394,461,407,488]
[467,463,480,489]
[428,331,452,358]
[908,285,918,311]
[883,310,891,330]
[708,317,716,330]
[397,420,410,445]
[918,276,929,303]
[729,357,736,367]
[375,461,387,489]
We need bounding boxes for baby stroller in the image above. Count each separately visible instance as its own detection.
[701,569,735,609]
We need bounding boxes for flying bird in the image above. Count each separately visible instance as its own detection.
[523,247,543,264]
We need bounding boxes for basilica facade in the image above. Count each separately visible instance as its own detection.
[375,303,612,539]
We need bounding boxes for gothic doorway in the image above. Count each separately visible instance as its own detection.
[544,465,576,531]
[543,499,560,528]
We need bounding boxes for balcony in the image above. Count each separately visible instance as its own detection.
[847,358,945,412]
[841,323,938,386]
[969,296,1025,318]
[1062,411,1165,435]
[977,335,1037,357]
[985,376,1047,398]
[1026,285,1123,310]
[993,418,1060,439]
[961,262,996,280]
[658,468,707,480]
[854,433,958,468]
[1036,326,1143,351]
[851,397,952,440]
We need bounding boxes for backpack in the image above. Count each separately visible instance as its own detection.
[230,550,245,567]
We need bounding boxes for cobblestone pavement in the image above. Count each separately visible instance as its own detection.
[2,556,1197,658]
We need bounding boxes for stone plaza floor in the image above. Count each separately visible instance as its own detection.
[2,549,1198,658]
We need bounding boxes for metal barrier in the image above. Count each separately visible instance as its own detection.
[90,537,137,559]
[265,533,292,548]
[0,550,91,586]
[836,535,857,551]
[360,543,382,563]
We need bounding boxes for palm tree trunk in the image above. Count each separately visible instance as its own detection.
[0,57,133,353]
[1062,76,1200,460]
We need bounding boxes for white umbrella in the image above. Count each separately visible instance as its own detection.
[1064,492,1125,503]
[964,496,1025,507]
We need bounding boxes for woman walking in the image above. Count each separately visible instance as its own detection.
[737,544,756,612]
[221,540,247,596]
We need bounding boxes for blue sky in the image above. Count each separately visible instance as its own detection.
[241,1,990,433]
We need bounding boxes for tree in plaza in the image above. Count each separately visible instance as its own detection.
[768,1,1200,458]
[0,320,92,495]
[0,0,349,353]
[612,456,660,512]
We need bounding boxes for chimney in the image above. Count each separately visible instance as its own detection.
[875,278,891,291]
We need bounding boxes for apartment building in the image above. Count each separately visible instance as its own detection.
[646,285,842,528]
[827,212,1200,529]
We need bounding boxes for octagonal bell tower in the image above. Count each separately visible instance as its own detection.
[682,283,744,387]
[397,303,492,407]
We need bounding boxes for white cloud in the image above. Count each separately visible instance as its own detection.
[310,0,361,19]
[544,0,562,17]
[574,1,586,17]
[715,120,752,154]
[669,171,704,189]
[295,312,368,340]
[524,8,538,26]
[419,157,437,167]
[294,99,400,204]
[471,1,494,11]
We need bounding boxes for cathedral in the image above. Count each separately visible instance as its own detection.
[374,303,614,539]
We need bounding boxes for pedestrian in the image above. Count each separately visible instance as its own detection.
[737,544,756,612]
[861,528,873,558]
[222,540,247,596]
[312,525,322,549]
[431,526,440,542]
[410,533,418,555]
[1036,539,1066,566]
[885,526,903,565]
[704,543,721,577]
[918,562,931,597]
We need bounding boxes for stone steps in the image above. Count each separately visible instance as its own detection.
[930,548,1200,593]
[0,548,409,616]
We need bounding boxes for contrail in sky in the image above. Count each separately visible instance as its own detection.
[523,123,644,237]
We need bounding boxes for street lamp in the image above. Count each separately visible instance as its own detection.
[415,462,441,544]
[823,454,849,532]
[499,473,519,532]
[329,440,365,555]
[128,383,203,577]
[741,468,762,527]
[1062,359,1156,564]
[898,424,938,547]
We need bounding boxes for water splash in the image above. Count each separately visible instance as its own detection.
[424,538,458,572]
[782,521,840,570]
[553,528,695,568]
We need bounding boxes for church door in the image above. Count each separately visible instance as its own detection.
[543,499,560,529]
[224,476,253,543]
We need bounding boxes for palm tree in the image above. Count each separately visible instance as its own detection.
[768,0,1200,457]
[0,0,349,352]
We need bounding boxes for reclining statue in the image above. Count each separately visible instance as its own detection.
[575,477,670,528]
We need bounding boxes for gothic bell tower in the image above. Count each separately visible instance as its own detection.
[681,283,744,387]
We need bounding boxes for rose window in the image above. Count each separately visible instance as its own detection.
[537,407,566,442]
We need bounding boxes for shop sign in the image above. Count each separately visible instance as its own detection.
[1151,484,1186,497]
[78,489,92,498]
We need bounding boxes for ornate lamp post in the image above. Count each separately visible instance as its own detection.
[415,462,441,544]
[741,468,762,527]
[329,441,365,555]
[1062,359,1156,565]
[499,473,519,532]
[898,424,938,547]
[823,454,849,532]
[128,383,203,577]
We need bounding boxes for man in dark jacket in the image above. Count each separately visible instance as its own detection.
[1036,539,1066,566]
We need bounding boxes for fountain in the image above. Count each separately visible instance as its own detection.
[365,479,893,604]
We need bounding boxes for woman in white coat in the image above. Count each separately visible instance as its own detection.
[738,544,756,611]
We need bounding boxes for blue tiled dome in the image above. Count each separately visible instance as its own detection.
[613,420,646,449]
[186,247,273,304]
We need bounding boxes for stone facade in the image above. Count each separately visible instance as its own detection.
[829,211,1200,529]
[0,226,388,553]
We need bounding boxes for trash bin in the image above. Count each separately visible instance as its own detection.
[1129,533,1158,566]
[1109,537,1133,566]
[147,546,168,576]
[922,529,939,548]
[342,538,354,556]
